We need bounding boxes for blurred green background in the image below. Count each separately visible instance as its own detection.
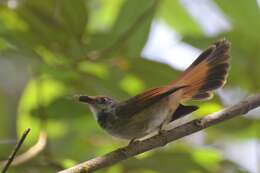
[0,0,260,172]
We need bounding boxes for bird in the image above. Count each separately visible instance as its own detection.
[77,39,230,144]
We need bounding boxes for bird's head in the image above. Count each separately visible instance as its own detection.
[76,95,116,117]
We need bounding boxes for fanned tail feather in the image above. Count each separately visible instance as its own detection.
[171,38,230,101]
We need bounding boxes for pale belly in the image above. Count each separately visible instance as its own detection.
[103,92,182,140]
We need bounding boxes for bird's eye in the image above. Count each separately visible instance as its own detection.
[100,97,107,103]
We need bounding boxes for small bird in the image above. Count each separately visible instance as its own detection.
[77,39,230,143]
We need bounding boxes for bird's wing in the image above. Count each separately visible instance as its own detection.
[115,85,188,118]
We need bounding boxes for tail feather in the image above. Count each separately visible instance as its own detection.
[171,38,230,101]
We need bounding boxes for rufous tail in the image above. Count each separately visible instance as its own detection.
[171,38,230,101]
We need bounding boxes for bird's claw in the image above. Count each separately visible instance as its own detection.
[128,138,139,146]
[158,129,167,135]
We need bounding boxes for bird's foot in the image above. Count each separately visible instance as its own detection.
[158,123,167,135]
[158,129,167,135]
[128,138,139,146]
[158,126,168,146]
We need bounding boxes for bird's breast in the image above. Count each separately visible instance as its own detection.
[97,111,109,128]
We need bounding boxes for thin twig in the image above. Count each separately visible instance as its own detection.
[1,128,31,173]
[58,94,260,173]
[11,131,47,166]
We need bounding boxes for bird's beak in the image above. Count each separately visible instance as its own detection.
[76,95,96,104]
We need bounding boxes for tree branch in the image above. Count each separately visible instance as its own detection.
[58,94,260,173]
[1,128,30,173]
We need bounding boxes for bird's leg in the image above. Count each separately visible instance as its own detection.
[158,111,173,135]
[157,123,169,146]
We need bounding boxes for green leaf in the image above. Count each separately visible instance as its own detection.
[88,0,123,32]
[194,102,222,118]
[128,58,180,87]
[119,74,146,95]
[112,0,155,38]
[111,0,156,58]
[206,118,260,140]
[78,61,109,79]
[215,0,260,35]
[158,0,202,36]
[192,148,222,171]
[62,159,77,169]
[88,0,156,58]
[123,150,209,173]
[0,8,28,32]
[59,0,88,37]
[17,78,67,144]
